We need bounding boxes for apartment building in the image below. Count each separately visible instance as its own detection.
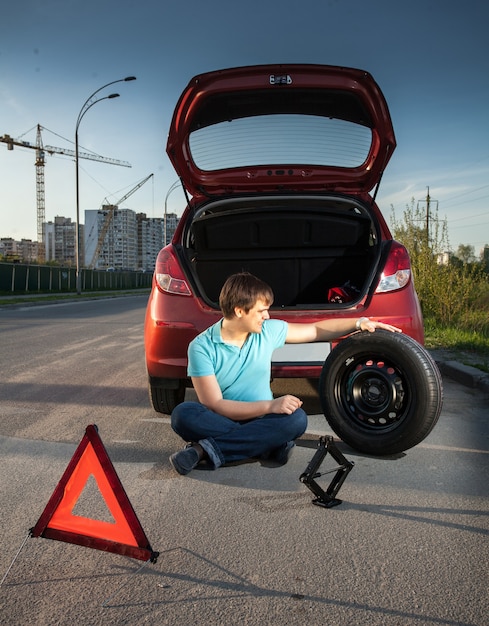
[44,216,82,266]
[0,237,39,263]
[137,211,179,271]
[1,209,179,270]
[84,206,138,270]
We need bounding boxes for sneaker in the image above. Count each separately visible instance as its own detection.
[170,445,201,475]
[268,441,295,465]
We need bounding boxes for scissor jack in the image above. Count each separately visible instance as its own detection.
[300,436,354,508]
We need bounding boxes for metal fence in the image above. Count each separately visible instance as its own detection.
[0,263,152,293]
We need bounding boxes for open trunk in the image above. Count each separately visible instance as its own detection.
[182,195,381,309]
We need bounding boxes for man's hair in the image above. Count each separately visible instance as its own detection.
[219,272,274,319]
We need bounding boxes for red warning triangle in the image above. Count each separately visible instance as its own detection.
[31,425,158,563]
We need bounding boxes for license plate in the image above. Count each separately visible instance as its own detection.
[272,342,331,365]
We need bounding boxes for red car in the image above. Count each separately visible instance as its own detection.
[145,64,442,455]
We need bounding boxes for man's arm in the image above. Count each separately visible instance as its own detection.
[285,317,402,344]
[192,374,303,421]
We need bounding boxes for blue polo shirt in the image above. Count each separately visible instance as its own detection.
[188,318,288,402]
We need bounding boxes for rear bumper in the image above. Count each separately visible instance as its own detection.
[146,315,424,382]
[145,282,425,383]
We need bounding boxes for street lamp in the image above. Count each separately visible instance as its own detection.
[75,76,136,294]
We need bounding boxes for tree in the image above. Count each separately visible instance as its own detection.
[481,245,489,275]
[456,244,475,264]
[390,199,487,328]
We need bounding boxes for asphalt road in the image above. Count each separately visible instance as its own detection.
[0,295,488,625]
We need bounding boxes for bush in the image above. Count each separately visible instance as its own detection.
[390,199,488,333]
[419,262,487,327]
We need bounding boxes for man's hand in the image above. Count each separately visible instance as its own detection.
[359,318,402,333]
[270,394,303,415]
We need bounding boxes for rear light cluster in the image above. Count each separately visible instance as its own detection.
[155,241,411,297]
[375,241,412,293]
[155,247,192,296]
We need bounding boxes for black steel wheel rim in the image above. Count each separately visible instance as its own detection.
[334,354,411,431]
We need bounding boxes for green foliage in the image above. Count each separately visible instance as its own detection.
[481,245,489,274]
[456,244,476,264]
[390,199,489,333]
[424,316,489,372]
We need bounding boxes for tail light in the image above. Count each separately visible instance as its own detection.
[375,241,412,293]
[154,247,192,296]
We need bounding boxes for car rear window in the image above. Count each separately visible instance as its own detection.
[188,114,372,171]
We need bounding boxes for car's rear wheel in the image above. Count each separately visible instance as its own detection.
[318,330,443,455]
[149,380,186,414]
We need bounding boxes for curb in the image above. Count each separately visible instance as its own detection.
[435,359,489,394]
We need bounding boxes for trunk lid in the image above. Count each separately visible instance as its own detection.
[167,64,396,197]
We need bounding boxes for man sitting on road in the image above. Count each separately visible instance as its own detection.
[170,272,401,475]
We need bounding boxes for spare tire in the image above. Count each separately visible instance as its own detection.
[318,330,443,455]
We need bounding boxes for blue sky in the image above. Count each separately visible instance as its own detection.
[1,0,488,254]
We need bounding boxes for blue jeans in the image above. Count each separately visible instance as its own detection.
[171,401,308,469]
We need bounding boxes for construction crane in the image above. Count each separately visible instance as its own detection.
[88,173,154,269]
[0,124,131,262]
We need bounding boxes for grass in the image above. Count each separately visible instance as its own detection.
[0,288,150,306]
[424,316,489,373]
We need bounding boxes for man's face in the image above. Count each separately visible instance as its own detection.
[237,298,270,334]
